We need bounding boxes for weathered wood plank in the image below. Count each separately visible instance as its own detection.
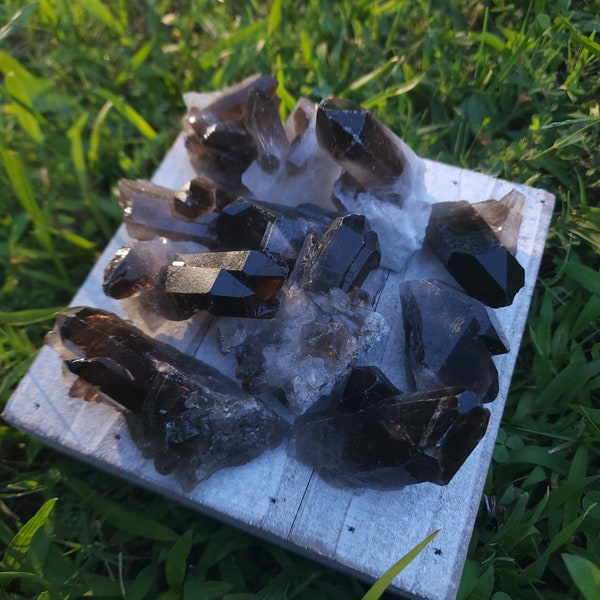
[2,137,554,599]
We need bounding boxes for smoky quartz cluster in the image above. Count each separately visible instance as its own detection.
[47,74,526,490]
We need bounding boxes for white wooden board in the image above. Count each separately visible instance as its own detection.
[2,137,554,599]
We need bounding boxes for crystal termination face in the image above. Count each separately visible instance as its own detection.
[316,98,406,188]
[165,250,288,319]
[401,279,500,403]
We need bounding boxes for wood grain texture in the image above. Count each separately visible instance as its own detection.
[2,137,555,599]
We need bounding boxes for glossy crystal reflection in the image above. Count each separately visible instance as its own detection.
[165,251,288,319]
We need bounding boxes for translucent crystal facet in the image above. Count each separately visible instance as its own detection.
[118,179,218,245]
[316,98,406,187]
[183,74,279,191]
[300,214,381,293]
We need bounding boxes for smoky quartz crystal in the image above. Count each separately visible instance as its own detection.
[401,279,501,403]
[165,250,288,319]
[46,306,289,488]
[425,200,525,307]
[294,366,490,490]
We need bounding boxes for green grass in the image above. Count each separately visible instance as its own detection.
[1,0,599,598]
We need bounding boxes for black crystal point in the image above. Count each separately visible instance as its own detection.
[216,197,330,260]
[425,200,525,307]
[400,279,500,403]
[165,250,288,319]
[294,386,490,489]
[302,214,381,293]
[339,365,403,412]
[316,98,406,187]
[46,306,289,487]
[216,198,277,250]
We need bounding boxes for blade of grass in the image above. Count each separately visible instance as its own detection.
[362,74,425,110]
[166,530,192,592]
[1,497,57,571]
[362,530,440,600]
[562,554,600,600]
[343,58,399,94]
[64,478,179,542]
[0,2,39,45]
[87,100,113,167]
[0,51,49,143]
[0,147,69,283]
[266,0,282,38]
[95,89,158,140]
[75,0,125,37]
[0,307,63,326]
[67,111,111,237]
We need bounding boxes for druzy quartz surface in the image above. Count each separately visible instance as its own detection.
[47,75,528,491]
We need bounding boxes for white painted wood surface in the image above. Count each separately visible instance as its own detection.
[3,137,554,599]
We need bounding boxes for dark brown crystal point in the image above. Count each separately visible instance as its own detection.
[186,117,256,172]
[47,306,289,487]
[425,200,525,307]
[316,98,406,187]
[303,214,381,293]
[103,238,202,300]
[183,74,279,187]
[173,176,236,219]
[401,279,500,403]
[216,199,277,250]
[216,198,330,257]
[294,386,490,490]
[165,250,288,319]
[119,179,217,245]
[427,279,509,355]
[339,365,403,412]
[103,238,210,320]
